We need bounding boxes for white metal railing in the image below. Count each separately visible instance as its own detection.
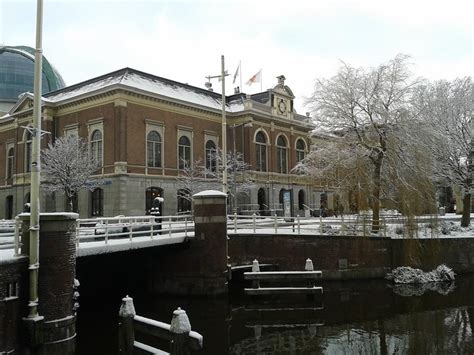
[227,213,450,238]
[76,215,194,247]
[0,218,20,252]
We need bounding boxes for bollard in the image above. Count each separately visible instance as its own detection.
[252,259,260,289]
[170,307,192,355]
[252,213,256,233]
[305,258,315,288]
[118,295,136,354]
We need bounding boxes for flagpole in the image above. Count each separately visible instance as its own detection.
[260,69,262,92]
[239,60,242,92]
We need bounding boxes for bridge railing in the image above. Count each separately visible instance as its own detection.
[227,213,444,237]
[0,218,20,253]
[76,214,194,247]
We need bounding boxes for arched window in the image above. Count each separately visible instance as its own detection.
[178,136,191,169]
[6,147,14,179]
[177,188,191,213]
[276,135,288,174]
[90,129,103,166]
[205,140,217,172]
[146,187,164,215]
[25,131,32,172]
[255,131,267,172]
[90,188,104,217]
[296,139,306,163]
[298,190,305,210]
[147,131,162,168]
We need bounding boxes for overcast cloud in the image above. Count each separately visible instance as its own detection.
[1,0,472,112]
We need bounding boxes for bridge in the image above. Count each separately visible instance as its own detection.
[1,211,464,258]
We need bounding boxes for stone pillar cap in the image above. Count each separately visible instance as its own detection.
[193,190,227,198]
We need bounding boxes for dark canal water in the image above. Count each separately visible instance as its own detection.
[76,274,474,354]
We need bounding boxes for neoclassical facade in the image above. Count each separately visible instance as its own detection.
[0,68,332,218]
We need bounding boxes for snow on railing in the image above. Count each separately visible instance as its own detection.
[0,218,20,252]
[227,213,447,238]
[76,214,194,247]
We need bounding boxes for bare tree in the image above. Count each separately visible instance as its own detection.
[41,135,99,212]
[414,77,473,226]
[175,158,208,206]
[305,54,422,232]
[203,148,254,211]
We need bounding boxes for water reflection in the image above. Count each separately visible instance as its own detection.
[389,281,456,297]
[77,275,474,354]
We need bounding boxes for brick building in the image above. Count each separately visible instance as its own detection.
[0,67,330,218]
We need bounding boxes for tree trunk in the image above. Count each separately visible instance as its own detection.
[461,193,471,227]
[371,158,382,233]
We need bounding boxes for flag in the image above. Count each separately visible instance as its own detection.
[246,70,261,86]
[232,63,240,84]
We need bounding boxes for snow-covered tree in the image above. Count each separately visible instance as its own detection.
[204,148,254,210]
[175,149,253,211]
[305,55,424,232]
[41,135,100,212]
[414,77,473,226]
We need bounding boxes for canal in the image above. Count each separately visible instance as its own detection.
[76,274,474,354]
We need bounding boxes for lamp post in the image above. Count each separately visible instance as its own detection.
[205,55,229,194]
[28,0,43,319]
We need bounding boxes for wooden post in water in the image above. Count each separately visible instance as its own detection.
[170,307,192,355]
[252,259,260,289]
[305,258,315,288]
[118,295,136,354]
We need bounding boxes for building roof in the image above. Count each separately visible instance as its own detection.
[42,67,246,113]
[0,45,65,102]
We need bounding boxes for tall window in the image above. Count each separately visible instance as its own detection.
[276,135,288,174]
[90,129,103,166]
[90,188,104,217]
[146,187,163,214]
[298,190,305,210]
[147,131,162,168]
[6,147,14,179]
[25,131,32,173]
[205,140,217,172]
[255,132,267,172]
[296,139,305,163]
[5,195,13,220]
[178,136,191,169]
[177,189,191,213]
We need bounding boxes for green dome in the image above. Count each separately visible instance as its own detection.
[0,45,66,104]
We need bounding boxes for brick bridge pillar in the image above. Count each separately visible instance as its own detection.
[192,190,228,295]
[20,212,77,354]
[149,190,228,295]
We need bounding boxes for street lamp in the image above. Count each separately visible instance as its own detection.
[205,55,229,194]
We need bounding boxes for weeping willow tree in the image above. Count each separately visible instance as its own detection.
[304,55,429,233]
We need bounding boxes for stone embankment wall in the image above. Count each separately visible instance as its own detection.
[228,234,474,279]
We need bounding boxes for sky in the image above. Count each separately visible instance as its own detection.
[1,0,472,113]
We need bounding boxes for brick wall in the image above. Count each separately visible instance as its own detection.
[0,256,28,353]
[229,234,474,278]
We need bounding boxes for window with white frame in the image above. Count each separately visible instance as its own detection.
[296,138,306,163]
[205,140,217,172]
[255,131,267,172]
[147,131,162,168]
[6,145,14,179]
[178,135,191,169]
[276,135,288,174]
[90,129,103,166]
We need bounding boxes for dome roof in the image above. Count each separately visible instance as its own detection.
[0,45,66,104]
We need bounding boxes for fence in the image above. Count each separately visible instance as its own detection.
[76,215,194,247]
[228,213,448,238]
[118,295,203,354]
[0,217,20,253]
